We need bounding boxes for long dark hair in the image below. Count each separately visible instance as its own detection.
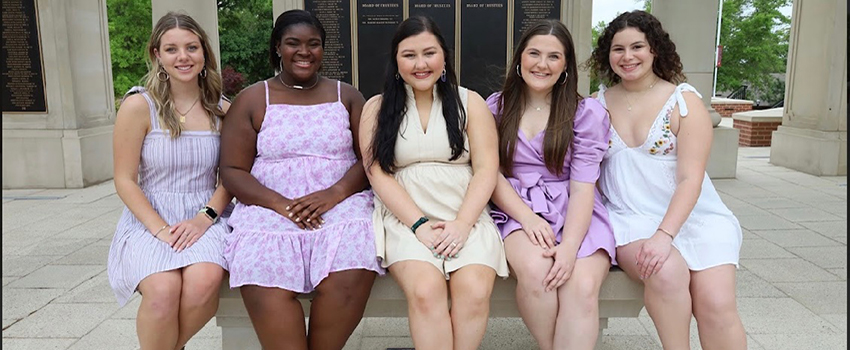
[370,16,466,174]
[496,20,581,176]
[586,10,685,85]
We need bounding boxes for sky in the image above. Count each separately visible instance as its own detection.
[591,0,794,26]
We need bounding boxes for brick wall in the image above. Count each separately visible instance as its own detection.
[733,119,782,147]
[712,103,753,118]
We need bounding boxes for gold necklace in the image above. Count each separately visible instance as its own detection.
[175,97,200,123]
[278,74,320,90]
[528,101,550,112]
[624,77,659,111]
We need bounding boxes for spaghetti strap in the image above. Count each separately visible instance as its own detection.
[336,80,341,102]
[264,81,270,107]
[672,83,701,118]
[596,84,609,107]
[140,92,160,130]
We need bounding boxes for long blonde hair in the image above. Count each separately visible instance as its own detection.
[143,12,224,138]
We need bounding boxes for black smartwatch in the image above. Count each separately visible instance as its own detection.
[199,206,219,223]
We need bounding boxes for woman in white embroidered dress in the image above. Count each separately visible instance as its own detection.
[587,10,746,350]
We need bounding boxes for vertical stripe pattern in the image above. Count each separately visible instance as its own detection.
[107,88,230,306]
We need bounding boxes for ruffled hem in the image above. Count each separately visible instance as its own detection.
[225,218,384,293]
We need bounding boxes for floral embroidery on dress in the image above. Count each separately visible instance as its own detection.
[648,108,675,155]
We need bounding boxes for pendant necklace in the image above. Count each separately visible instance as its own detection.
[279,74,320,90]
[175,97,200,123]
[625,77,659,112]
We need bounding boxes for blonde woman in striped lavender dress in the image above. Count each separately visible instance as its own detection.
[108,12,232,350]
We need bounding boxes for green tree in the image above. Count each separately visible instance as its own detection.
[717,0,790,103]
[106,0,152,100]
[588,20,607,94]
[218,0,273,96]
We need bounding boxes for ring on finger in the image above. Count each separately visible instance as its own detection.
[450,241,458,247]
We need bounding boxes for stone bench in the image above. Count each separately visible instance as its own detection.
[215,267,644,350]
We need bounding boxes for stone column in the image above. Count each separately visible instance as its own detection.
[651,0,722,127]
[151,0,221,69]
[562,0,592,95]
[273,0,304,20]
[651,0,738,178]
[2,0,115,188]
[770,0,847,176]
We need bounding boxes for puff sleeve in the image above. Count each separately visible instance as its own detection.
[569,98,611,183]
[485,92,503,122]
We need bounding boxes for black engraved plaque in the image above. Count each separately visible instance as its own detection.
[513,0,561,51]
[2,0,47,113]
[459,0,508,98]
[306,0,354,84]
[356,0,404,98]
[409,0,456,53]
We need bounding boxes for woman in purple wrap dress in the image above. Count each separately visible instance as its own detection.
[487,20,617,350]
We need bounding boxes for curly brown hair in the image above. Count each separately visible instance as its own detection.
[586,10,686,86]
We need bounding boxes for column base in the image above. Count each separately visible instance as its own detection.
[2,125,114,189]
[770,126,847,176]
[707,126,739,179]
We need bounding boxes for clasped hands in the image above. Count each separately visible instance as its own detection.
[283,187,344,230]
[154,214,214,252]
[416,220,471,261]
[519,213,578,292]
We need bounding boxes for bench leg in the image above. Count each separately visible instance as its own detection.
[594,318,608,350]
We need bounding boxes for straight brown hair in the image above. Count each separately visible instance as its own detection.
[497,20,581,177]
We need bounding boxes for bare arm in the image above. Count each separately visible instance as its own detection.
[206,99,235,215]
[433,91,500,257]
[559,181,596,249]
[219,83,296,223]
[662,91,713,236]
[359,96,427,228]
[636,91,713,279]
[113,94,169,236]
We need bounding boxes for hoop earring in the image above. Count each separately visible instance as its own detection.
[395,73,400,80]
[157,68,169,82]
[516,64,522,77]
[199,66,207,78]
[440,68,447,82]
[559,71,568,85]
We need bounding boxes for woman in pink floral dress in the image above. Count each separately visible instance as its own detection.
[219,10,382,350]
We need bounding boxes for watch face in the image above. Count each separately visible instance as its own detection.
[202,207,218,220]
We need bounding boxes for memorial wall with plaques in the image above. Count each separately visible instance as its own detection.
[304,0,561,98]
[2,0,47,113]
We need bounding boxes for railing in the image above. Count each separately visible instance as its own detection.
[727,85,748,100]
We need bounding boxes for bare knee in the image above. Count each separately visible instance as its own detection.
[408,281,448,316]
[644,263,690,298]
[693,292,738,327]
[560,273,603,313]
[450,276,494,316]
[182,267,223,307]
[141,281,181,320]
[512,258,549,299]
